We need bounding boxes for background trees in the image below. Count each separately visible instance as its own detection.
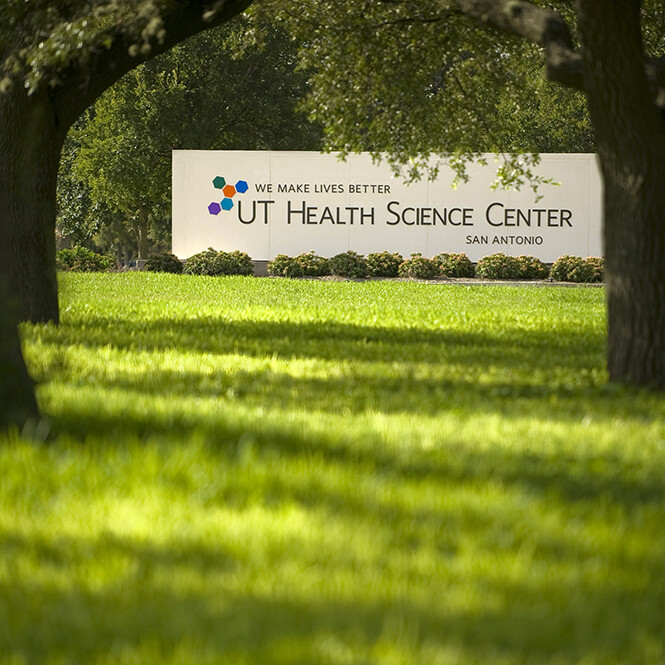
[59,20,322,263]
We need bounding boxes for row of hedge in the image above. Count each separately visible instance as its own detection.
[56,246,605,283]
[268,250,604,283]
[55,246,251,277]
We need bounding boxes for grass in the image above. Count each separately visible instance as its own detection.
[2,272,664,665]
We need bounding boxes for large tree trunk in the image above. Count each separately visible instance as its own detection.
[0,185,39,428]
[0,86,65,324]
[578,0,665,388]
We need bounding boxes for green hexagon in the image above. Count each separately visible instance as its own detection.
[212,176,226,189]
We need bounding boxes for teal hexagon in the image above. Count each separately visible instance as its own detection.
[212,176,226,189]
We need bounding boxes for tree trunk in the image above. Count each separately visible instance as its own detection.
[0,86,65,324]
[137,207,150,259]
[0,185,39,428]
[578,0,665,388]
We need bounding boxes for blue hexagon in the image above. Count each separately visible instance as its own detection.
[212,176,226,189]
[208,201,222,215]
[235,179,249,194]
[221,198,234,211]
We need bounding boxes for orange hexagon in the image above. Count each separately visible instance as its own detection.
[223,184,236,198]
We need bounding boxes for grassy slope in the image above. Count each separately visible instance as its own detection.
[2,273,664,665]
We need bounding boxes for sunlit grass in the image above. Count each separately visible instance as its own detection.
[2,273,664,664]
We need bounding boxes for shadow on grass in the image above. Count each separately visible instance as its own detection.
[25,306,663,509]
[39,313,603,370]
[1,527,663,664]
[32,312,664,427]
[51,362,659,423]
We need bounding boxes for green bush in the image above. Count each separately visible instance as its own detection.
[183,248,219,276]
[56,246,115,272]
[398,253,439,279]
[432,252,475,278]
[475,253,522,279]
[145,252,183,274]
[366,251,403,278]
[585,256,605,283]
[550,255,603,283]
[330,250,368,278]
[515,255,549,280]
[216,250,254,276]
[296,251,331,277]
[268,252,330,277]
[267,254,304,277]
[184,248,253,276]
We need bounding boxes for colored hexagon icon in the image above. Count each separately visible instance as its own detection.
[221,198,234,211]
[235,180,249,194]
[208,201,222,215]
[212,176,226,189]
[223,184,236,198]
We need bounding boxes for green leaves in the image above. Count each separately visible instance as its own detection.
[249,1,594,186]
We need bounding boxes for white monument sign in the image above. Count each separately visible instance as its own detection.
[172,151,602,262]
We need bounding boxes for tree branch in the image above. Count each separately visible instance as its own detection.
[452,0,584,90]
[54,0,253,129]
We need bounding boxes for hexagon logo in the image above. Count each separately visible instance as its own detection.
[208,174,249,214]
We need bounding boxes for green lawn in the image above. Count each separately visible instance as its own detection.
[2,273,664,665]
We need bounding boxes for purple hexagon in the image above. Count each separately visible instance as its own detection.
[212,176,226,189]
[221,198,234,211]
[208,201,222,215]
[235,179,249,194]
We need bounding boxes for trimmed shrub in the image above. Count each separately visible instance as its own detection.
[330,250,368,278]
[585,256,605,283]
[216,250,254,276]
[184,248,253,276]
[268,254,304,277]
[56,246,114,272]
[296,251,331,276]
[550,255,603,283]
[183,248,219,276]
[366,251,403,278]
[268,252,330,277]
[475,252,522,279]
[145,252,183,274]
[433,252,475,278]
[515,255,549,280]
[398,253,439,279]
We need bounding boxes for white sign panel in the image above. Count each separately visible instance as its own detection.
[172,151,603,262]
